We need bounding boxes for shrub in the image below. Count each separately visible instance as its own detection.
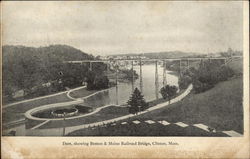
[120,69,139,81]
[94,75,109,90]
[178,75,192,90]
[192,61,235,93]
[193,80,214,93]
[86,71,109,90]
[217,66,234,81]
[160,85,178,100]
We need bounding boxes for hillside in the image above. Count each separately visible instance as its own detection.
[2,45,94,102]
[3,45,94,63]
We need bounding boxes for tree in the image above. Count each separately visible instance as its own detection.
[86,70,109,90]
[192,60,235,93]
[94,75,109,89]
[193,79,213,93]
[160,85,178,102]
[120,69,139,81]
[178,75,192,89]
[60,63,87,88]
[127,88,148,114]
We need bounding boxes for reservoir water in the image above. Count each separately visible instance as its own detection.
[83,64,179,106]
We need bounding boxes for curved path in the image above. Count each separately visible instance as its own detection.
[26,84,193,136]
[67,87,111,101]
[65,84,193,135]
[66,86,87,100]
[25,87,114,121]
[3,86,87,108]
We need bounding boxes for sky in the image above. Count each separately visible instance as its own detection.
[2,1,243,55]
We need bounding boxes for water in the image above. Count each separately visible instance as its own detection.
[83,64,179,106]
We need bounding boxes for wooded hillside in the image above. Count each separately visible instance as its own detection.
[2,45,96,102]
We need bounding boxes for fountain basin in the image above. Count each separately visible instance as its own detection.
[25,100,94,121]
[51,108,78,117]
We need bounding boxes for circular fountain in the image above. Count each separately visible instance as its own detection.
[51,108,78,118]
[25,101,94,121]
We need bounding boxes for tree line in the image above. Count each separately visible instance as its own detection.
[2,45,107,102]
[178,60,235,93]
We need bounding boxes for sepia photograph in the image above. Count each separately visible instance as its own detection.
[1,1,249,158]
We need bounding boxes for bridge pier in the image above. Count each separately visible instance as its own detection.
[115,61,118,105]
[200,59,204,67]
[106,62,109,72]
[89,62,92,71]
[163,60,167,86]
[155,60,159,100]
[139,59,143,93]
[131,60,134,92]
[179,60,182,77]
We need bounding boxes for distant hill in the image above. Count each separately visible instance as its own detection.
[111,51,202,59]
[3,45,94,63]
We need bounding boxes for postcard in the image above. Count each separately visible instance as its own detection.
[1,1,249,158]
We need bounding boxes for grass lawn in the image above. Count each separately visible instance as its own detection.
[69,119,227,136]
[133,77,243,133]
[2,93,72,124]
[39,106,129,129]
[227,58,243,74]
